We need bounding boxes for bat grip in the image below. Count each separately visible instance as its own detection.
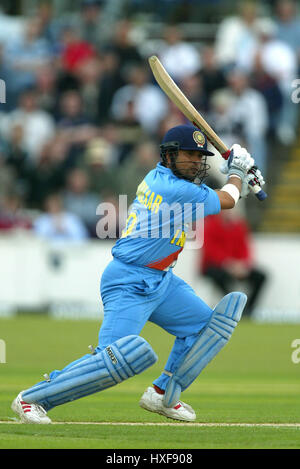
[221,151,267,202]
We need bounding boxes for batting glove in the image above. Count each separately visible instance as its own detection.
[241,166,266,198]
[220,144,255,180]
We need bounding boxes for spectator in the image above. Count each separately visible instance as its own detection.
[180,73,206,113]
[3,17,54,103]
[75,57,103,123]
[69,0,109,49]
[3,124,31,198]
[207,89,242,186]
[0,192,32,232]
[253,19,298,144]
[110,64,168,135]
[199,209,267,317]
[26,137,69,208]
[79,137,121,196]
[198,45,227,108]
[275,0,300,66]
[119,141,160,204]
[56,89,98,167]
[57,89,92,128]
[4,88,56,163]
[35,64,59,115]
[103,20,143,78]
[209,89,242,149]
[214,1,261,70]
[35,1,62,52]
[0,146,15,201]
[63,168,101,237]
[159,25,201,82]
[33,192,89,243]
[226,67,269,176]
[251,51,283,138]
[59,25,96,75]
[0,6,24,47]
[97,50,125,123]
[98,19,144,128]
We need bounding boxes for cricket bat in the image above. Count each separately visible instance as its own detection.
[148,55,267,201]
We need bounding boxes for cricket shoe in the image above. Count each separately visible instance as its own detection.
[11,392,52,424]
[139,387,196,422]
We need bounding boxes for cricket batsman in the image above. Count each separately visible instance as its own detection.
[12,124,265,424]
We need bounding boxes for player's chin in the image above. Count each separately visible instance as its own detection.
[187,170,198,181]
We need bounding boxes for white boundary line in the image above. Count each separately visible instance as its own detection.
[1,421,300,428]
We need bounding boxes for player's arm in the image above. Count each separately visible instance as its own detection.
[215,144,255,210]
[215,176,242,210]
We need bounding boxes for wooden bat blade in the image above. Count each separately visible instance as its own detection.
[148,55,228,156]
[148,55,267,201]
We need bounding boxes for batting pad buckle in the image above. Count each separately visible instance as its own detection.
[163,292,247,408]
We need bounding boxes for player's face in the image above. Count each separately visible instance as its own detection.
[175,150,205,181]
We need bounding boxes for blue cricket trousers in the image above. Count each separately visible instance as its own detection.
[98,258,213,391]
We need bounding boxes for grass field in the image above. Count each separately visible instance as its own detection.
[0,315,300,449]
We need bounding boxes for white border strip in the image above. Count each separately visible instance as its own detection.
[1,421,300,428]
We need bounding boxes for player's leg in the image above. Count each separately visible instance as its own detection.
[15,335,157,416]
[139,276,212,421]
[149,275,214,391]
[140,274,246,418]
[12,260,168,423]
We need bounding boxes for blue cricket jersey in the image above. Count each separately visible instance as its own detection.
[112,163,221,270]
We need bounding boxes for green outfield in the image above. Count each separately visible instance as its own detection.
[0,315,300,449]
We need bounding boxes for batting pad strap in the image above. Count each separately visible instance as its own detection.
[22,335,157,411]
[163,292,247,408]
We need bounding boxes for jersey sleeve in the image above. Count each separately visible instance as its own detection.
[178,182,221,219]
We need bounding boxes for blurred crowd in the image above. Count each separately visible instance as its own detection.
[0,0,299,241]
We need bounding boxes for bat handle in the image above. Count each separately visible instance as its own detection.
[247,180,268,201]
[221,151,267,202]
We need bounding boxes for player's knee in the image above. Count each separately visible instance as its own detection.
[214,292,247,327]
[96,335,158,376]
[108,335,158,375]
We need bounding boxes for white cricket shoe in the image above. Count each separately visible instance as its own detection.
[11,392,51,424]
[139,387,196,422]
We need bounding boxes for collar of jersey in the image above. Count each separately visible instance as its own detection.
[156,162,175,178]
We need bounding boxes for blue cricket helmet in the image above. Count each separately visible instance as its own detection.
[161,124,214,156]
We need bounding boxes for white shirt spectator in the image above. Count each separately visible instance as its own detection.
[111,84,168,134]
[5,108,56,162]
[157,25,201,82]
[229,88,268,137]
[259,39,298,94]
[159,42,201,82]
[0,10,25,46]
[215,16,260,68]
[34,212,89,244]
[228,86,269,174]
[236,18,298,94]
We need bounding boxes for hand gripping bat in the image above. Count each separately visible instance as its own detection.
[149,56,267,201]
